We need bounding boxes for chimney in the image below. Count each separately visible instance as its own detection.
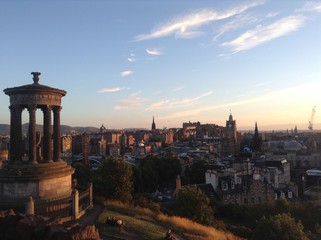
[176,175,181,190]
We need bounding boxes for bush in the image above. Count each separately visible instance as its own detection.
[252,213,308,240]
[133,195,161,214]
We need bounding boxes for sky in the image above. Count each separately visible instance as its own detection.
[0,0,320,131]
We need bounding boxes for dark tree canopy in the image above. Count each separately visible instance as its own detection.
[93,157,133,202]
[137,155,181,193]
[174,185,214,225]
[72,162,93,187]
[252,213,308,240]
[184,160,207,185]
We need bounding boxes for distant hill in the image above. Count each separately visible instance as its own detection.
[0,124,100,135]
[0,124,10,135]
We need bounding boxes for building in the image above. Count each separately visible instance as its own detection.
[206,168,274,205]
[204,159,295,205]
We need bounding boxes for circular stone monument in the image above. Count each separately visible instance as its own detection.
[0,72,74,211]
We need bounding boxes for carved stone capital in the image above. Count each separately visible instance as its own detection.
[27,104,37,113]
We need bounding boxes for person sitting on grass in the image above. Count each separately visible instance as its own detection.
[165,229,176,240]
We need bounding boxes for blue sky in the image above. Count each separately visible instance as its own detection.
[0,0,320,131]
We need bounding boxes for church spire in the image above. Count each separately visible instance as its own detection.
[252,122,262,152]
[229,109,233,121]
[254,122,258,136]
[152,116,156,130]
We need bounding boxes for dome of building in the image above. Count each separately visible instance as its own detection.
[284,140,302,151]
[100,124,107,133]
[243,146,251,153]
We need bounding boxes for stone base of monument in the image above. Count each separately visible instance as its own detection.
[0,161,74,214]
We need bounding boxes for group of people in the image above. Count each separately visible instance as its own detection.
[106,217,175,239]
[105,216,123,227]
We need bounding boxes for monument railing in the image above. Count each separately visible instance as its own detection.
[28,183,93,221]
[79,186,91,212]
[34,195,72,219]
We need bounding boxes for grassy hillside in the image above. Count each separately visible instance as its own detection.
[96,200,243,240]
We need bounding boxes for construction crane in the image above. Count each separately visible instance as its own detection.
[308,106,316,130]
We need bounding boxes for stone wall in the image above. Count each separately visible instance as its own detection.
[39,175,72,199]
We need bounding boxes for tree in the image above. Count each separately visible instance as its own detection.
[274,197,290,214]
[93,157,133,202]
[138,155,181,192]
[72,162,93,187]
[155,155,181,189]
[137,156,159,192]
[173,185,214,225]
[252,213,308,240]
[188,160,207,184]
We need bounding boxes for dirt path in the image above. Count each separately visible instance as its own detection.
[78,205,104,225]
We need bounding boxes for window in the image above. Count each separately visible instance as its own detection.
[244,198,248,204]
[231,181,235,189]
[237,177,242,184]
[281,191,285,198]
[222,181,228,191]
[288,191,292,198]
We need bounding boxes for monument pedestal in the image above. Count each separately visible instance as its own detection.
[0,161,74,210]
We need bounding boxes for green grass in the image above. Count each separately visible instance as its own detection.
[96,200,243,240]
[99,210,181,239]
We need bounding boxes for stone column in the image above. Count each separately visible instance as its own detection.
[9,105,23,163]
[25,196,35,215]
[72,189,79,220]
[88,182,93,209]
[42,105,53,162]
[28,104,37,164]
[9,106,16,163]
[53,106,61,162]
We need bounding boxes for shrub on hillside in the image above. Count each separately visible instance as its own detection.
[133,195,161,214]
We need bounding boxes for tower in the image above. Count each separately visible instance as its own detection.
[151,116,156,130]
[226,112,237,143]
[225,112,238,155]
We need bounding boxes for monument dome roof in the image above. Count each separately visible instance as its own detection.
[3,72,66,96]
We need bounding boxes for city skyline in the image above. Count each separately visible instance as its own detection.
[0,1,320,131]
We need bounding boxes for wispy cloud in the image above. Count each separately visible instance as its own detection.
[145,91,213,111]
[146,49,162,55]
[172,86,185,92]
[253,81,272,87]
[133,2,263,41]
[114,97,143,110]
[130,91,142,97]
[127,53,136,62]
[299,1,321,13]
[266,12,279,18]
[159,83,316,120]
[214,14,259,41]
[120,70,133,77]
[221,15,305,52]
[98,87,127,93]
